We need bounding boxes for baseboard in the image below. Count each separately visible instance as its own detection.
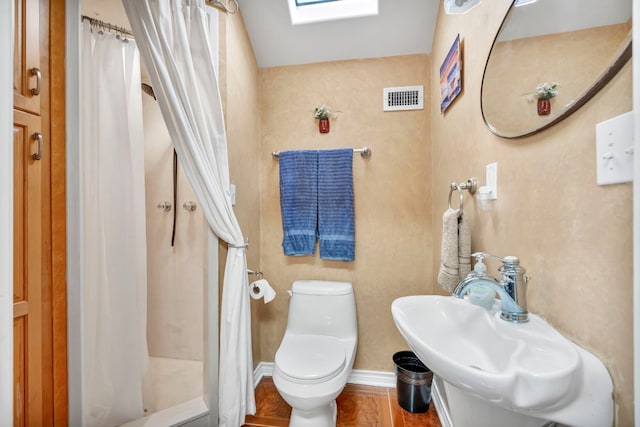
[253,363,451,427]
[253,362,396,388]
[253,361,274,387]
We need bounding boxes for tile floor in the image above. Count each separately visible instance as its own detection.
[243,377,442,427]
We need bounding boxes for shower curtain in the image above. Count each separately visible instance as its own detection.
[80,22,149,427]
[121,1,255,425]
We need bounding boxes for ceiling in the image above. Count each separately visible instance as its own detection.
[81,0,631,69]
[239,0,441,68]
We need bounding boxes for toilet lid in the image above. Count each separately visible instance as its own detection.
[275,335,346,384]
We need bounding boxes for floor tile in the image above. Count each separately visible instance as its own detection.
[243,377,442,427]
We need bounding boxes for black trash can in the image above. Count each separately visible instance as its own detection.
[393,351,433,413]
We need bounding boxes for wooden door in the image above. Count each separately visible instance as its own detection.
[13,109,44,427]
[13,0,41,115]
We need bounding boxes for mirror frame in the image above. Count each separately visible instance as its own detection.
[481,1,632,139]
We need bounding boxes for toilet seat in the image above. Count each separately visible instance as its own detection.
[275,335,346,384]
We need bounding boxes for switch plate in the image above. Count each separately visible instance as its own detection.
[596,111,634,185]
[485,162,497,199]
[229,183,236,206]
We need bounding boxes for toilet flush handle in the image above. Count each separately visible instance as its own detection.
[287,290,293,296]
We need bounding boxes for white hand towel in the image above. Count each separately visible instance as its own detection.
[438,208,461,292]
[458,212,471,279]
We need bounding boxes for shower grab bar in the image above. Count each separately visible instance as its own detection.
[272,146,371,159]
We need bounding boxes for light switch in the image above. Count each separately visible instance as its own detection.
[596,111,634,185]
[229,183,236,206]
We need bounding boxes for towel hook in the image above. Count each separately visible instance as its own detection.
[448,184,465,213]
[447,178,477,216]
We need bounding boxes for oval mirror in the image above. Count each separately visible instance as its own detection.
[481,0,632,138]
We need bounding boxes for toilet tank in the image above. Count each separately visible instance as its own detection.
[286,280,357,339]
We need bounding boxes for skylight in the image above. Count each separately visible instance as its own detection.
[295,0,341,5]
[287,0,378,25]
[514,0,538,6]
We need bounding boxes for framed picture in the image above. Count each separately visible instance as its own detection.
[440,34,462,113]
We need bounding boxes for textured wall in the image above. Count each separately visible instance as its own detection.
[257,55,432,370]
[218,10,263,364]
[430,1,633,425]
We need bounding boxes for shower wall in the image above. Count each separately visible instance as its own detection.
[142,93,205,362]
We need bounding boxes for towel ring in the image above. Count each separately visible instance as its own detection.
[448,184,464,213]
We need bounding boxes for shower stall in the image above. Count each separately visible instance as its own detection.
[75,1,215,425]
[140,85,206,415]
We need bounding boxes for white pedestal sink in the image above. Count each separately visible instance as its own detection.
[391,295,614,427]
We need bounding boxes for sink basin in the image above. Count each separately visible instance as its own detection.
[391,295,613,427]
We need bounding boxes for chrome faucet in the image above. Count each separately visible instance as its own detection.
[453,252,529,323]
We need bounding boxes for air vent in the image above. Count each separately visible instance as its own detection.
[383,85,424,111]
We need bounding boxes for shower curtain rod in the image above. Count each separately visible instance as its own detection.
[81,15,134,38]
[82,1,237,39]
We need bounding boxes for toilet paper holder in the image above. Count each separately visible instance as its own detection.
[247,268,264,294]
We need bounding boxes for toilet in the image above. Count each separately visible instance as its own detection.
[272,280,358,427]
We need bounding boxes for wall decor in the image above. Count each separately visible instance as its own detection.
[440,34,462,113]
[314,104,333,133]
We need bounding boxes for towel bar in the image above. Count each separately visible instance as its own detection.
[272,147,371,159]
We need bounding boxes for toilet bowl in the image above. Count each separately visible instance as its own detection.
[272,280,358,427]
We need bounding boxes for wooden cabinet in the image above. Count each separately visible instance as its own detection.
[13,109,44,427]
[12,0,65,424]
[13,0,41,115]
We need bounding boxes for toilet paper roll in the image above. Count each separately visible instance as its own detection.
[249,279,276,304]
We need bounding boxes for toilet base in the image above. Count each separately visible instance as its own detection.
[289,400,337,427]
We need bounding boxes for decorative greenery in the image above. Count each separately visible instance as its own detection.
[536,82,559,101]
[314,105,333,120]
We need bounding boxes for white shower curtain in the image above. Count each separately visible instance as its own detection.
[121,1,255,426]
[80,22,149,427]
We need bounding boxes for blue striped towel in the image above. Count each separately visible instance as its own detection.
[318,148,355,261]
[279,150,318,256]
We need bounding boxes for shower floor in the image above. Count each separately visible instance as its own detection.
[147,356,203,413]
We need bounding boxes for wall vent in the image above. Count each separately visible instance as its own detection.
[383,85,424,111]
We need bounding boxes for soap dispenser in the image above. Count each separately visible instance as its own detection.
[466,258,496,310]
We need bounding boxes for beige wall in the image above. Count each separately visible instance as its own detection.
[218,10,263,364]
[431,1,633,425]
[222,4,633,425]
[257,55,432,370]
